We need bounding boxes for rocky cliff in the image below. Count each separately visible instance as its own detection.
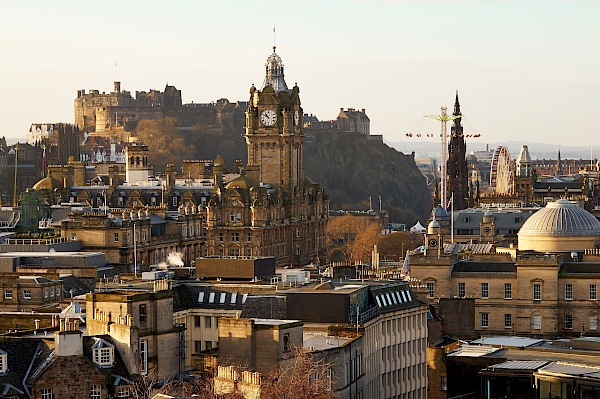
[303,132,431,224]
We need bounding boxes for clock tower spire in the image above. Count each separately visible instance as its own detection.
[245,46,304,197]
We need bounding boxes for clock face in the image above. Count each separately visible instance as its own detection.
[428,239,438,248]
[484,226,492,235]
[232,200,238,207]
[260,109,277,126]
[294,110,300,126]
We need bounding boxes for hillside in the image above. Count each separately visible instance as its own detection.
[303,132,431,224]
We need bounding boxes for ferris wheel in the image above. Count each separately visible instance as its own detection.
[490,146,513,194]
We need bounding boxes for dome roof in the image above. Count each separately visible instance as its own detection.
[432,205,450,221]
[519,199,600,238]
[32,176,63,191]
[225,175,258,190]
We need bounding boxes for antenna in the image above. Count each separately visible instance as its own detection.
[273,25,276,49]
[115,61,119,81]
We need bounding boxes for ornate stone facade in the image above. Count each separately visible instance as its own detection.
[204,47,329,266]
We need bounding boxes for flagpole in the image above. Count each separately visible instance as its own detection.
[451,193,454,243]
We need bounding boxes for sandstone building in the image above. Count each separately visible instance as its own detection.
[411,199,600,338]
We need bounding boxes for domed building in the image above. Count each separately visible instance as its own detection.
[518,199,600,252]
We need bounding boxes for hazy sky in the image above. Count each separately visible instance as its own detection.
[1,0,598,150]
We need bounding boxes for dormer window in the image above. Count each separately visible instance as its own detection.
[0,350,7,374]
[92,338,115,367]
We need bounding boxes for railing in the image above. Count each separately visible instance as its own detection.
[5,237,69,245]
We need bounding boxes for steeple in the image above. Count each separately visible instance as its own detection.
[556,149,562,175]
[453,90,461,118]
[447,91,468,210]
[262,46,288,93]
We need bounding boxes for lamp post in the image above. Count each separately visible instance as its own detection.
[133,221,138,277]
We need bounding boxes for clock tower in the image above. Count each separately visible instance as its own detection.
[245,46,304,198]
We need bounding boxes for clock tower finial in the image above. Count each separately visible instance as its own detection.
[262,44,288,93]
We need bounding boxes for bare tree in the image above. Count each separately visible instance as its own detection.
[259,348,336,399]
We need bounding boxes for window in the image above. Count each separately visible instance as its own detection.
[231,232,240,242]
[481,283,489,299]
[247,232,251,242]
[480,313,489,328]
[90,384,101,399]
[139,304,147,323]
[590,316,598,331]
[172,196,178,207]
[140,340,148,375]
[533,315,542,330]
[236,213,241,222]
[93,346,114,367]
[504,283,512,300]
[533,283,541,300]
[591,284,597,300]
[565,284,573,300]
[283,333,291,352]
[194,341,202,353]
[426,282,435,299]
[296,228,300,237]
[441,376,447,391]
[113,233,119,243]
[205,341,212,350]
[565,314,573,329]
[194,316,201,327]
[116,388,130,398]
[458,282,465,298]
[326,368,333,392]
[4,289,12,299]
[24,290,32,300]
[205,316,212,328]
[219,233,223,242]
[0,352,6,373]
[504,314,512,329]
[41,389,53,399]
[230,212,235,222]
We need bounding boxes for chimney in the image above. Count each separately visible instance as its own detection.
[55,319,83,356]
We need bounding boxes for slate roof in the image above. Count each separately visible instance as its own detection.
[559,262,600,276]
[172,284,248,312]
[60,274,91,297]
[452,261,516,275]
[370,282,419,313]
[0,340,40,396]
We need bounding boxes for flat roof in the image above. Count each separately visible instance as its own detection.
[447,345,502,358]
[253,318,302,326]
[303,332,353,351]
[0,252,105,258]
[471,336,545,348]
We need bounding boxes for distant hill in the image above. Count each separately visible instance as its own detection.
[304,132,431,225]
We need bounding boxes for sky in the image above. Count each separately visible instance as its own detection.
[0,0,598,150]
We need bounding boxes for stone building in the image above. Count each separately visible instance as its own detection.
[86,281,184,380]
[203,46,329,266]
[0,321,133,399]
[412,199,600,338]
[0,273,62,311]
